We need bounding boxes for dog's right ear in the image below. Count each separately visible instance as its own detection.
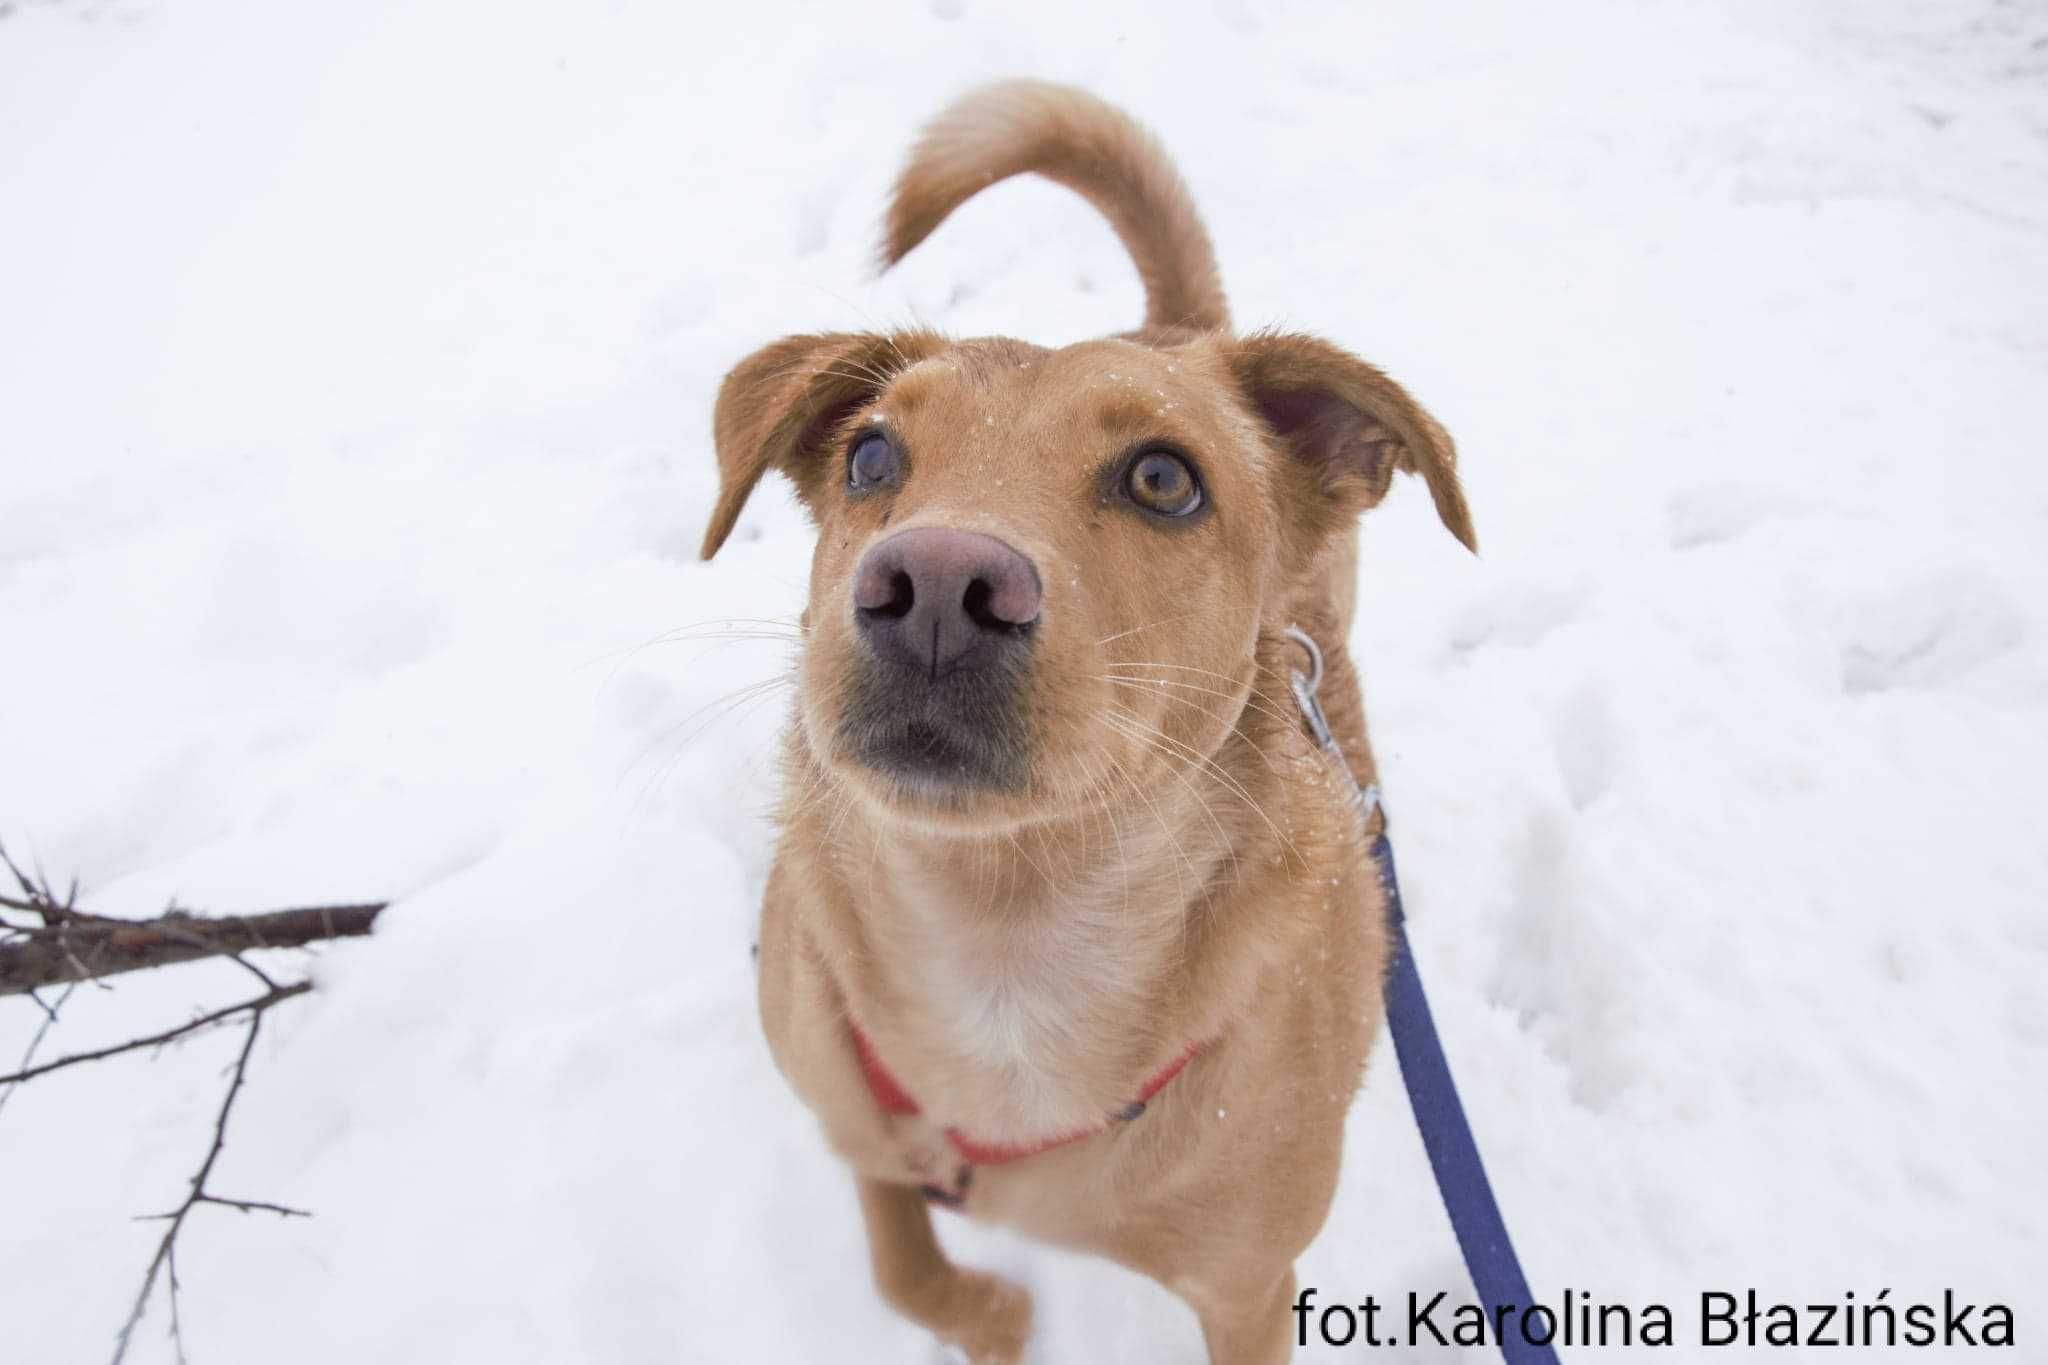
[1228,331,1476,559]
[701,331,937,559]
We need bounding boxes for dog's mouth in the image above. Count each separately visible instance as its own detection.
[834,654,1032,799]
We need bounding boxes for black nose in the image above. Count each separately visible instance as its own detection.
[852,528,1042,679]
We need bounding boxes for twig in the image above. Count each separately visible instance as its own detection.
[109,1006,288,1365]
[0,980,77,1118]
[189,1194,312,1219]
[0,983,309,1087]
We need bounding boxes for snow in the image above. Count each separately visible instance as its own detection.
[3,0,2044,1360]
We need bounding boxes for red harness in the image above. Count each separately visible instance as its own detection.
[850,1023,1200,1166]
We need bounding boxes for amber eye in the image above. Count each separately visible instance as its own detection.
[1125,449,1202,517]
[848,432,900,490]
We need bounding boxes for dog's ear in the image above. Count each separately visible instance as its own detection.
[701,331,936,559]
[1228,331,1476,555]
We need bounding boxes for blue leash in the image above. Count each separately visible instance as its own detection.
[1285,629,1559,1365]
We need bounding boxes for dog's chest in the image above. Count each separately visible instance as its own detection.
[889,876,1142,1131]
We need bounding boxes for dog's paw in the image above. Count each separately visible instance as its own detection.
[829,1114,963,1193]
[937,1270,1033,1365]
[920,1162,974,1209]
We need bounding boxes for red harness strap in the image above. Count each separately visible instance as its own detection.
[850,1023,1199,1167]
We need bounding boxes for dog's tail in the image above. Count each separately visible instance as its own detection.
[881,81,1230,334]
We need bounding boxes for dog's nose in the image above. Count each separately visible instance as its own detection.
[853,528,1042,677]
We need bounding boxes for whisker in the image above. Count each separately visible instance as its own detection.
[1005,829,1057,890]
[1104,659,1297,715]
[1105,659,1297,716]
[625,675,795,821]
[1098,678,1296,786]
[780,763,848,830]
[1100,709,1240,881]
[1102,704,1300,861]
[821,774,865,855]
[1099,673,1298,735]
[1095,611,1205,647]
[1093,724,1201,894]
[621,674,791,781]
[633,674,793,770]
[582,617,803,695]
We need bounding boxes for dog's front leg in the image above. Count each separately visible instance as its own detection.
[1184,1267,1298,1365]
[855,1175,1033,1364]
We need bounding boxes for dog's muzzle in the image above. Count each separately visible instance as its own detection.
[839,528,1040,790]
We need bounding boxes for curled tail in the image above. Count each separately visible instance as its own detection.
[880,80,1230,334]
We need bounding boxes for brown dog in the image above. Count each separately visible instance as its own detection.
[701,81,1475,1364]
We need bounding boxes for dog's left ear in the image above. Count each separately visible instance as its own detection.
[1229,331,1476,554]
[701,330,937,559]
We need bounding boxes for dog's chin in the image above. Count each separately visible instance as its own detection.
[811,652,1046,830]
[819,717,1077,835]
[832,726,1034,829]
[843,765,1023,831]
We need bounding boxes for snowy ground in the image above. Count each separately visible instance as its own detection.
[3,0,2045,1360]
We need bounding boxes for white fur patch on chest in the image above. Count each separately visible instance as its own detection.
[894,873,1135,1131]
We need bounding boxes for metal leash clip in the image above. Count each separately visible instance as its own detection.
[1282,625,1381,824]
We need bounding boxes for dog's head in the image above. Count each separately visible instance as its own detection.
[700,327,1474,833]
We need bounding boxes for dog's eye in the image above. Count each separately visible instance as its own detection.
[848,432,901,490]
[1125,450,1202,517]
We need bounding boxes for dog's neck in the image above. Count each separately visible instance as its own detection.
[803,735,1277,1139]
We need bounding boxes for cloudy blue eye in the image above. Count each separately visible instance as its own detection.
[1125,449,1202,516]
[848,432,901,490]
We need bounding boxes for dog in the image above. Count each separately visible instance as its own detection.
[701,80,1475,1364]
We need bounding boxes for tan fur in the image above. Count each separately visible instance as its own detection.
[706,83,1475,1363]
[882,79,1229,335]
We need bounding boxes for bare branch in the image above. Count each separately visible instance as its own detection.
[192,1194,312,1219]
[0,982,309,1087]
[110,1001,299,1365]
[224,952,278,993]
[0,901,384,996]
[0,980,78,1118]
